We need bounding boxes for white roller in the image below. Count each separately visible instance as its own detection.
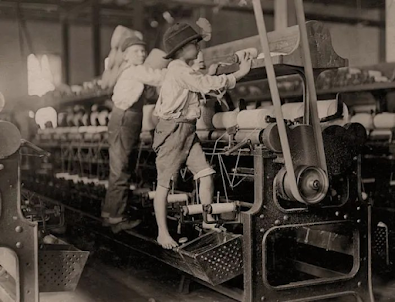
[350,113,374,130]
[351,104,375,114]
[281,100,349,125]
[142,105,159,131]
[183,204,204,215]
[318,99,349,126]
[281,103,304,121]
[370,129,392,140]
[147,191,189,203]
[236,107,274,129]
[373,113,395,129]
[210,130,230,142]
[212,111,238,129]
[209,202,237,214]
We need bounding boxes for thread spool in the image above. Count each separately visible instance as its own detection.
[370,129,392,140]
[351,104,375,114]
[142,105,159,131]
[236,107,274,129]
[212,111,238,129]
[147,191,189,203]
[318,99,349,126]
[208,202,236,214]
[234,130,263,144]
[90,111,99,126]
[373,113,395,129]
[210,130,230,142]
[98,110,110,126]
[350,113,374,130]
[82,112,90,126]
[78,126,89,133]
[281,103,304,121]
[183,204,204,215]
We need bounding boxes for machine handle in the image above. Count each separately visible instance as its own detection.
[224,139,252,155]
[21,139,51,157]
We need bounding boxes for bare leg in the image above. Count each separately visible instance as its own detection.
[199,175,218,230]
[154,185,178,249]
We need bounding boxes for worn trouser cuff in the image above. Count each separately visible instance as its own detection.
[193,168,216,180]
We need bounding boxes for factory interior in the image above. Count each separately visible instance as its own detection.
[3,0,395,301]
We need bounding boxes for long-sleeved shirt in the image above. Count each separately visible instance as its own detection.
[112,64,167,111]
[155,59,236,120]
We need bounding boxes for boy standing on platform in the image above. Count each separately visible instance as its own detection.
[153,23,252,249]
[102,37,167,233]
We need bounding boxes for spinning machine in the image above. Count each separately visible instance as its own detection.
[7,0,394,301]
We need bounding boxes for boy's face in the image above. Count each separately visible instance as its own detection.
[124,45,146,65]
[181,40,200,61]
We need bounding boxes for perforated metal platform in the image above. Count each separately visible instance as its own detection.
[38,243,89,292]
[178,232,243,286]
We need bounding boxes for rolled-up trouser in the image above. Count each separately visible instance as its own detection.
[101,107,142,222]
[153,118,216,189]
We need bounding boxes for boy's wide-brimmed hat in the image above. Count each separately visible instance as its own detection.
[163,23,202,59]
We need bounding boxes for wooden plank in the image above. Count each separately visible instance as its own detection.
[204,21,347,78]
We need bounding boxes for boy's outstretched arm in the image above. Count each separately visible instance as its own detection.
[124,65,167,87]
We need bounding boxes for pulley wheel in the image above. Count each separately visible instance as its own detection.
[0,121,21,158]
[276,165,329,205]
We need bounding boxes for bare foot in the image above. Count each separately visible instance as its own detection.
[157,233,178,249]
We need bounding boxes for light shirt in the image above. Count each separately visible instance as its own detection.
[155,59,236,120]
[112,64,167,111]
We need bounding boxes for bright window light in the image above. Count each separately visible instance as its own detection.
[28,54,62,97]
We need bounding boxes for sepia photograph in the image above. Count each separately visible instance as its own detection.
[0,0,393,301]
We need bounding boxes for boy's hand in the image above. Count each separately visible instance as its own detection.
[233,53,252,80]
[208,63,219,75]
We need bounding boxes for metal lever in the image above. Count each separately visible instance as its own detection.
[224,139,252,156]
[21,139,51,157]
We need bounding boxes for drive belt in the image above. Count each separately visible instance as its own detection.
[251,0,328,204]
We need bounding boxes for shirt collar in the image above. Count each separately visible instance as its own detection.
[168,59,191,69]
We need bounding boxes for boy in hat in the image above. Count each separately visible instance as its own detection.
[153,23,252,249]
[102,36,167,233]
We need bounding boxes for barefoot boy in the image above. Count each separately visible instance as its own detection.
[153,23,251,249]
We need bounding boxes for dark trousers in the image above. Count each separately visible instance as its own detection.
[102,107,142,220]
